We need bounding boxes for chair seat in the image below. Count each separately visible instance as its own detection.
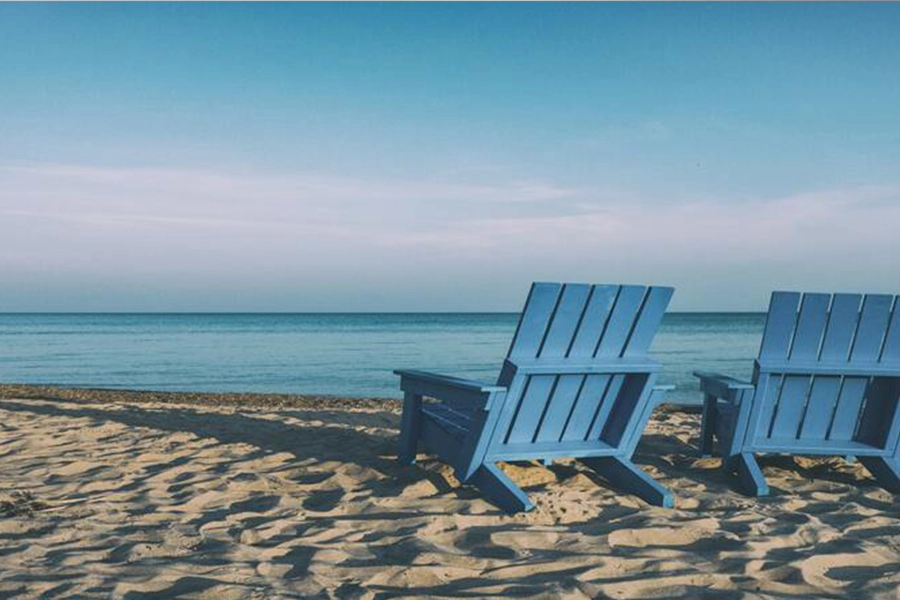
[422,402,475,439]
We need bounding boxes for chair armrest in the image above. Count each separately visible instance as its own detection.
[693,371,754,401]
[394,369,506,411]
[649,384,675,404]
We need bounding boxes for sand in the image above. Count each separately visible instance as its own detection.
[1,388,899,599]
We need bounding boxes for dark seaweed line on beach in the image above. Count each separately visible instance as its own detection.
[0,383,401,411]
[0,383,695,417]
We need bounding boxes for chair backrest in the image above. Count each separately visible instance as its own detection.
[750,291,900,451]
[485,282,673,460]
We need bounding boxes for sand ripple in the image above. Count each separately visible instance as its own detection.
[1,397,899,598]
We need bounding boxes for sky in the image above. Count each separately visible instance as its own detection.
[1,3,899,312]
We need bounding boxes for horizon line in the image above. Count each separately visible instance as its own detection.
[0,310,767,315]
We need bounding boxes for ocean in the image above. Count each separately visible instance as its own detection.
[0,313,765,404]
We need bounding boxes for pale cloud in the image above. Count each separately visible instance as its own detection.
[0,161,586,273]
[5,209,275,229]
[4,163,898,258]
[0,163,579,209]
[385,185,900,263]
[1,161,898,310]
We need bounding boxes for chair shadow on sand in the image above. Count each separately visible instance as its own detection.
[3,397,886,505]
[635,409,889,496]
[0,397,461,502]
[0,398,697,512]
[0,398,668,598]
[1,397,682,505]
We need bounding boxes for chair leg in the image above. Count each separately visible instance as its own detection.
[397,392,422,465]
[470,462,534,514]
[727,452,769,497]
[858,457,900,493]
[580,456,674,508]
[698,394,717,458]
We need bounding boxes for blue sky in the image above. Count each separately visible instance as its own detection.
[1,3,898,311]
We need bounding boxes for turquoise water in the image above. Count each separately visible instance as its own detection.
[0,313,764,404]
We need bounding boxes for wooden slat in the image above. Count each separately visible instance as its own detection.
[567,285,619,358]
[423,403,474,425]
[621,383,667,457]
[486,439,617,462]
[507,283,562,360]
[769,375,813,439]
[851,295,894,362]
[601,374,650,447]
[755,360,900,378]
[754,373,783,439]
[588,374,625,440]
[751,437,887,456]
[819,294,861,361]
[538,284,592,358]
[789,293,830,360]
[828,378,868,441]
[798,377,842,440]
[758,292,800,360]
[880,297,900,362]
[595,286,646,357]
[560,374,608,441]
[778,294,829,440]
[508,357,659,376]
[534,375,583,442]
[726,387,756,458]
[422,406,471,439]
[505,375,556,444]
[622,286,673,357]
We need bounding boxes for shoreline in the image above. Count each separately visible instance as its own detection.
[0,383,401,411]
[0,383,699,414]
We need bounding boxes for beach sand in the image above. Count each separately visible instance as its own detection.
[1,386,899,599]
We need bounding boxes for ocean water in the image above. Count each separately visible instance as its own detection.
[0,313,765,404]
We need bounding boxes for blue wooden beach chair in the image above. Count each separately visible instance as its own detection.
[696,291,900,496]
[395,282,675,513]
